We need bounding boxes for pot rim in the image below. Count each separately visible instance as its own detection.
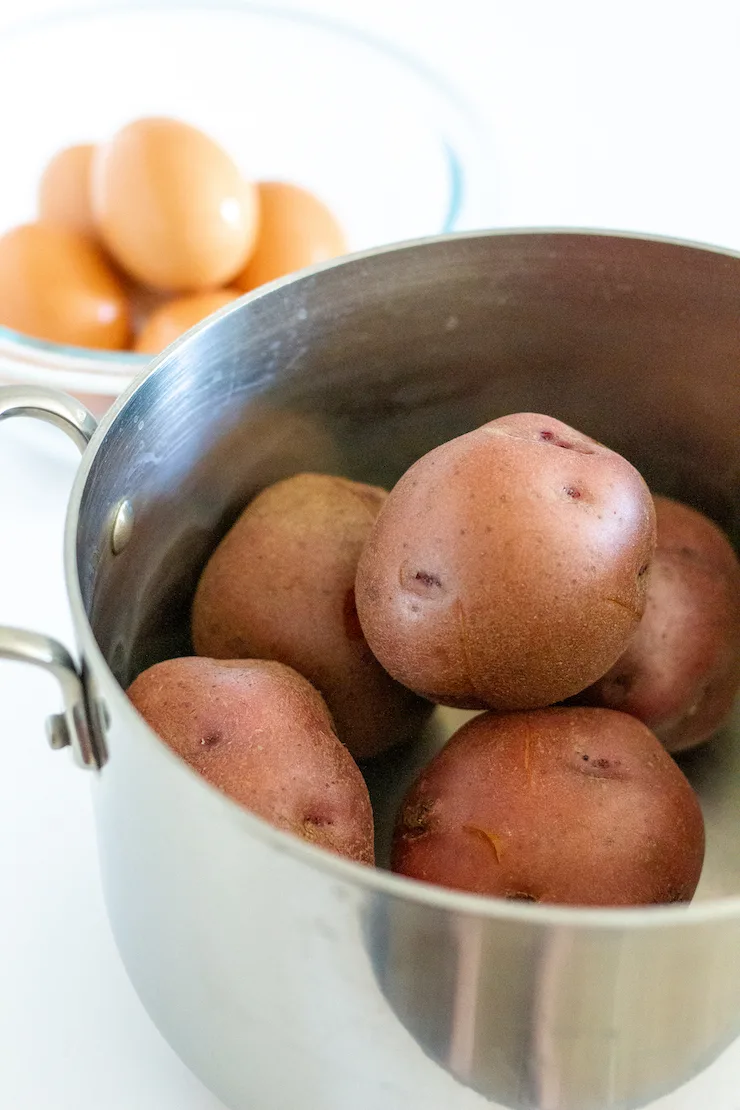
[65,225,740,931]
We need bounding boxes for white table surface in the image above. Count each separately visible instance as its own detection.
[2,1,740,1106]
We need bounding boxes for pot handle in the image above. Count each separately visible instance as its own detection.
[0,385,97,450]
[0,386,105,769]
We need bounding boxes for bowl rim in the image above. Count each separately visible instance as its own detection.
[0,0,489,372]
[67,224,740,931]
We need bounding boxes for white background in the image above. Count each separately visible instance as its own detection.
[2,1,740,1107]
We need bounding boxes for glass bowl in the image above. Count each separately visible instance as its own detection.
[0,1,497,416]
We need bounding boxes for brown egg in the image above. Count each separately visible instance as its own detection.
[91,117,259,291]
[134,289,240,353]
[233,181,346,291]
[37,143,97,237]
[0,222,128,348]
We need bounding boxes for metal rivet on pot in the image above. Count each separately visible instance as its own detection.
[46,713,70,751]
[110,499,134,555]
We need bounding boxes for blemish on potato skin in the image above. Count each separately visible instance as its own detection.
[574,750,623,778]
[300,815,336,849]
[401,798,434,838]
[538,429,596,455]
[463,824,504,862]
[399,561,445,596]
[303,813,332,829]
[604,596,643,621]
[416,570,444,589]
[200,732,223,747]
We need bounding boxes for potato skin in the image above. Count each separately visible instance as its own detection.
[191,473,432,760]
[577,497,740,753]
[356,414,656,711]
[127,657,374,865]
[392,707,704,906]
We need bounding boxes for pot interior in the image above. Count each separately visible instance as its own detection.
[75,230,740,897]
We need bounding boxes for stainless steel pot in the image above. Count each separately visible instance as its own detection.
[1,230,739,1110]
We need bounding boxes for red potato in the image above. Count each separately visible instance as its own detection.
[355,413,656,711]
[127,657,374,865]
[577,496,740,752]
[191,473,433,760]
[392,708,705,906]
